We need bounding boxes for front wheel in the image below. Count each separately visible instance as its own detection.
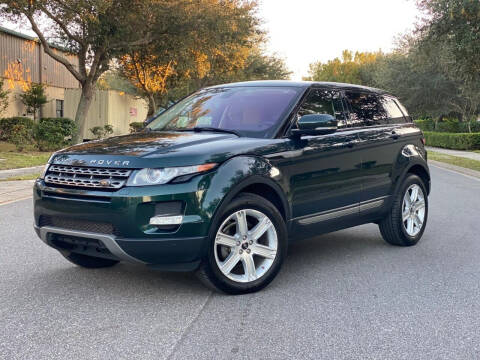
[197,193,287,294]
[379,174,428,246]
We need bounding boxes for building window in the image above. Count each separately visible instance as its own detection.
[56,99,64,118]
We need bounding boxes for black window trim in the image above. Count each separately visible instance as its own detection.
[392,97,412,123]
[343,90,411,129]
[281,86,414,137]
[281,86,348,137]
[381,94,407,123]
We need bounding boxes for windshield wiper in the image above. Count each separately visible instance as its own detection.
[175,127,240,137]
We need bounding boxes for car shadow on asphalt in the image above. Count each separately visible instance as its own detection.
[25,224,391,297]
[286,224,389,264]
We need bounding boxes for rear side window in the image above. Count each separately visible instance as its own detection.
[394,99,411,122]
[381,96,406,123]
[344,91,387,126]
[297,89,347,128]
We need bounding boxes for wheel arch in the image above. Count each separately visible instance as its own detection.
[393,144,431,196]
[201,156,291,236]
[406,164,431,194]
[228,177,289,222]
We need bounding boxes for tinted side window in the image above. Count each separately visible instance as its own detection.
[381,96,405,123]
[297,89,347,128]
[345,91,387,127]
[394,99,411,122]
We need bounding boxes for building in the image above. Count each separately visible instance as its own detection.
[0,26,80,118]
[64,89,148,139]
[0,26,147,138]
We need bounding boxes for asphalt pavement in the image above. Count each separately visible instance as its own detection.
[1,165,480,360]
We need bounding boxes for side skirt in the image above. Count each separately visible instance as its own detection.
[289,196,390,241]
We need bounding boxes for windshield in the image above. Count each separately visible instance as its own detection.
[147,86,302,138]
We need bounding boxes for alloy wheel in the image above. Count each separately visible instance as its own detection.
[214,209,278,283]
[402,184,426,237]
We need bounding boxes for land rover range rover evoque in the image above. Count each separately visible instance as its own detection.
[34,81,430,294]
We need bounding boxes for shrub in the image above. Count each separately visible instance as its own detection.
[458,121,480,133]
[424,131,480,150]
[10,124,33,151]
[0,117,35,141]
[34,117,76,151]
[89,124,114,139]
[436,118,461,133]
[18,83,48,121]
[129,122,144,133]
[414,119,435,131]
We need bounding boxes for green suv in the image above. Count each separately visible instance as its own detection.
[34,81,430,294]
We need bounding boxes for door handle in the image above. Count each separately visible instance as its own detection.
[390,131,399,140]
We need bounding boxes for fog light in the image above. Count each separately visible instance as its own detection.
[149,215,183,226]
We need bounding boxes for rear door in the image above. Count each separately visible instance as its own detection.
[344,91,410,208]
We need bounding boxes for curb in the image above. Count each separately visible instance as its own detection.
[426,147,480,162]
[428,160,480,180]
[0,165,44,180]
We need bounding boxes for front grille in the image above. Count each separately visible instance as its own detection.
[39,215,120,236]
[44,165,132,190]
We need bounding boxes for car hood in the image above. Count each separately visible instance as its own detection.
[52,131,289,168]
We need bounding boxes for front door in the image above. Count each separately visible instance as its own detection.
[268,88,362,235]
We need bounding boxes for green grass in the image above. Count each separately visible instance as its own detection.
[0,142,51,170]
[0,173,40,182]
[428,151,480,172]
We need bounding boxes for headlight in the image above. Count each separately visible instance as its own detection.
[127,163,217,186]
[39,154,56,179]
[39,163,50,179]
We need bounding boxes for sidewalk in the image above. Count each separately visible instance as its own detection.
[0,180,35,205]
[0,165,44,180]
[426,146,480,161]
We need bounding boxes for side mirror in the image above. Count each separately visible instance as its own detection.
[291,114,337,136]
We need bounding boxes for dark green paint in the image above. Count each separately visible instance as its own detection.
[34,82,430,268]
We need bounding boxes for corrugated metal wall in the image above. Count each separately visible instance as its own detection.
[0,29,79,89]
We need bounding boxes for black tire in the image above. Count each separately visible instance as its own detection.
[61,252,119,268]
[379,174,428,246]
[196,193,287,295]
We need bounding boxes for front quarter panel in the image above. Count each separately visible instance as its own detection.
[199,156,286,231]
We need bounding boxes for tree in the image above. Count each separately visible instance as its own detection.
[304,50,383,85]
[223,47,291,82]
[118,0,264,114]
[18,83,47,120]
[415,0,480,127]
[119,51,176,116]
[0,0,192,142]
[0,78,9,117]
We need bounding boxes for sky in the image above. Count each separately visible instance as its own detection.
[2,0,422,81]
[258,0,422,80]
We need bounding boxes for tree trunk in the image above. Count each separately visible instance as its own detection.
[73,81,94,143]
[147,93,157,117]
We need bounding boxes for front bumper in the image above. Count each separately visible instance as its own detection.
[34,225,205,271]
[33,175,214,269]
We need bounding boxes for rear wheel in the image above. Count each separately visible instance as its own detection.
[61,252,119,268]
[379,174,428,246]
[197,193,287,294]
